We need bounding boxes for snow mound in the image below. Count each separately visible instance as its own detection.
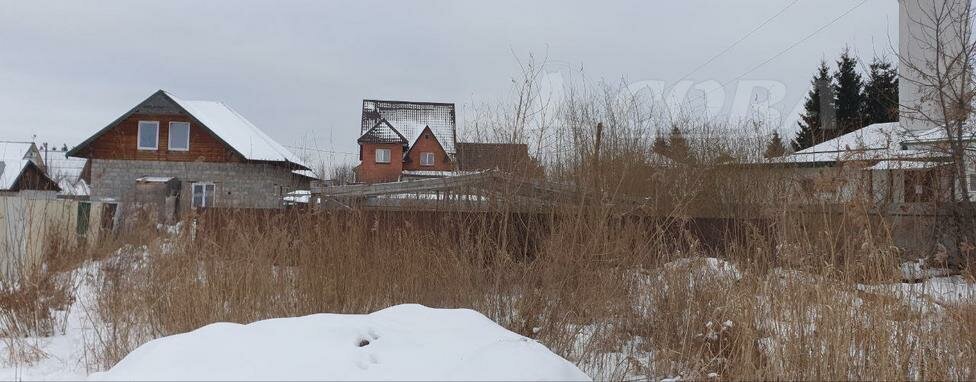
[662,257,742,282]
[90,304,590,381]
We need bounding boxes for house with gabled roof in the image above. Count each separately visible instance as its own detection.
[356,100,456,183]
[67,90,314,211]
[0,141,60,194]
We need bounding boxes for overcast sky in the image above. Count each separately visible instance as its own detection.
[0,0,897,165]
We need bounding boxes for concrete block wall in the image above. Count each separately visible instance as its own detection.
[90,159,309,210]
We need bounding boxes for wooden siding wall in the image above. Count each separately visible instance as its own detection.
[84,114,242,163]
[14,165,60,191]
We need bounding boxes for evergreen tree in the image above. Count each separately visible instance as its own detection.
[652,133,670,158]
[793,61,834,151]
[833,49,866,135]
[667,126,692,164]
[863,58,899,124]
[764,131,787,158]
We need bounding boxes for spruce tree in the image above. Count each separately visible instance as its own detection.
[863,58,899,124]
[764,131,787,158]
[793,61,834,151]
[652,133,670,159]
[667,126,692,164]
[833,49,866,135]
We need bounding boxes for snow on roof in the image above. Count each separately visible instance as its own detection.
[361,100,456,154]
[783,122,951,164]
[407,124,430,147]
[793,122,903,155]
[40,149,87,181]
[136,176,175,183]
[165,92,307,168]
[0,141,38,190]
[358,119,407,144]
[90,304,589,381]
[868,160,950,170]
[292,169,319,179]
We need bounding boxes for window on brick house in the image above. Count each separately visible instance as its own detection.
[137,121,159,150]
[168,122,190,151]
[192,182,216,208]
[375,148,391,164]
[421,152,435,166]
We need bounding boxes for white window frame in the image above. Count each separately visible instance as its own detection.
[420,152,435,166]
[137,121,159,151]
[375,148,392,164]
[168,121,191,151]
[191,182,216,209]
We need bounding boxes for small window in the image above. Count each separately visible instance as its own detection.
[168,122,190,151]
[969,173,976,193]
[137,121,159,150]
[192,182,216,208]
[420,152,435,166]
[375,148,391,164]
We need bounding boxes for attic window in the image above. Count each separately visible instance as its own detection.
[421,152,435,166]
[168,122,190,151]
[137,121,159,150]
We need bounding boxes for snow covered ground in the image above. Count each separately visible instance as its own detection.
[2,254,974,381]
[90,304,589,381]
[0,258,588,381]
[0,263,100,381]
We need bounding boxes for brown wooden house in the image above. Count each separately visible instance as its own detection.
[67,90,314,211]
[0,141,60,194]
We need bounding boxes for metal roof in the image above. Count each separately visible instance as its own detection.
[362,99,456,154]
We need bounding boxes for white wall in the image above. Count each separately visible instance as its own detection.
[899,0,972,131]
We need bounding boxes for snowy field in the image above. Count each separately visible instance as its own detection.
[2,253,974,380]
[0,260,588,381]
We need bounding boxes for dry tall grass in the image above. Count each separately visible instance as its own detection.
[5,65,975,380]
[77,68,976,379]
[79,193,975,380]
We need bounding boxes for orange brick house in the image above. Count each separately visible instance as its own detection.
[355,100,456,183]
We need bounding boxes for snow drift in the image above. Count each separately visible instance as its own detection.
[90,304,590,381]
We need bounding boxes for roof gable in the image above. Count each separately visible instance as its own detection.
[361,99,456,154]
[68,90,308,170]
[404,125,449,161]
[0,142,57,191]
[358,119,408,144]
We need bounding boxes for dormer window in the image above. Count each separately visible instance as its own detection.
[168,122,190,151]
[421,152,435,166]
[137,121,159,150]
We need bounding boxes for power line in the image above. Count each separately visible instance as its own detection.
[705,0,870,97]
[675,0,801,83]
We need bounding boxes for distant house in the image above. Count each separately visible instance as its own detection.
[775,122,969,205]
[39,147,91,197]
[0,141,60,195]
[355,100,457,183]
[67,90,314,211]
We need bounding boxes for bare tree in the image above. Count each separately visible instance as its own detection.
[898,0,976,263]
